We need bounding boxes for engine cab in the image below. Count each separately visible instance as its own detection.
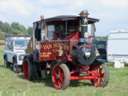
[27,10,99,65]
[33,11,98,40]
[23,10,109,90]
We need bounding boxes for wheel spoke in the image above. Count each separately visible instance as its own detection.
[52,66,63,89]
[52,72,56,82]
[57,79,62,88]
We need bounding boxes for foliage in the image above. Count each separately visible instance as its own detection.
[0,32,5,40]
[27,27,33,35]
[0,21,32,40]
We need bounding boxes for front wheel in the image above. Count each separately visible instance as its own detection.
[4,59,10,68]
[52,64,70,90]
[90,64,109,87]
[4,56,10,68]
[12,61,21,73]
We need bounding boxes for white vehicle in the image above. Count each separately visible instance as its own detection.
[107,32,128,68]
[3,36,30,72]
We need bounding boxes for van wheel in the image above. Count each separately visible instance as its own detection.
[12,63,21,73]
[4,59,10,68]
[12,59,21,73]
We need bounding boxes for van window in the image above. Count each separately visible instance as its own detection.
[15,39,28,49]
[6,40,13,51]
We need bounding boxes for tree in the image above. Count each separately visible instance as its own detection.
[11,22,27,34]
[3,22,11,33]
[0,21,4,32]
[0,32,5,40]
[0,20,33,38]
[27,27,33,35]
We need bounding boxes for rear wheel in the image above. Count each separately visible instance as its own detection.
[52,64,70,90]
[23,57,40,81]
[90,64,109,87]
[23,58,31,80]
[23,57,35,80]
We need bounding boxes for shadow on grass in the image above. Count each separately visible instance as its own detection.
[0,64,7,69]
[43,77,53,87]
[70,81,92,87]
[19,74,91,88]
[17,73,53,86]
[43,79,92,89]
[18,73,24,79]
[18,73,92,89]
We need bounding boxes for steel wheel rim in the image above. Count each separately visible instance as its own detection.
[52,65,64,89]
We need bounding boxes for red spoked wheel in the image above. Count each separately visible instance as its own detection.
[52,64,70,90]
[90,64,109,87]
[23,59,30,80]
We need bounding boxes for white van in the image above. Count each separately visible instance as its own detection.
[107,32,128,68]
[3,36,30,72]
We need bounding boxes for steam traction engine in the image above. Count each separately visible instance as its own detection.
[23,10,109,89]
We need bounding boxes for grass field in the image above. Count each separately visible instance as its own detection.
[0,47,128,96]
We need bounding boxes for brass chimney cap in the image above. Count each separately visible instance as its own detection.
[79,10,89,17]
[40,15,44,20]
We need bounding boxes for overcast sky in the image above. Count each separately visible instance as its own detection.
[0,0,128,36]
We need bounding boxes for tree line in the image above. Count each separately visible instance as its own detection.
[0,21,32,40]
[0,20,107,41]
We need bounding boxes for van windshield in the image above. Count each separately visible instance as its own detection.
[15,39,28,49]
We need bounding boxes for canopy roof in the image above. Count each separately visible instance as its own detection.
[46,15,99,23]
[34,15,99,24]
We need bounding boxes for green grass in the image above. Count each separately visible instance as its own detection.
[0,47,128,96]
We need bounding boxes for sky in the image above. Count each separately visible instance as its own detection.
[0,0,128,36]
